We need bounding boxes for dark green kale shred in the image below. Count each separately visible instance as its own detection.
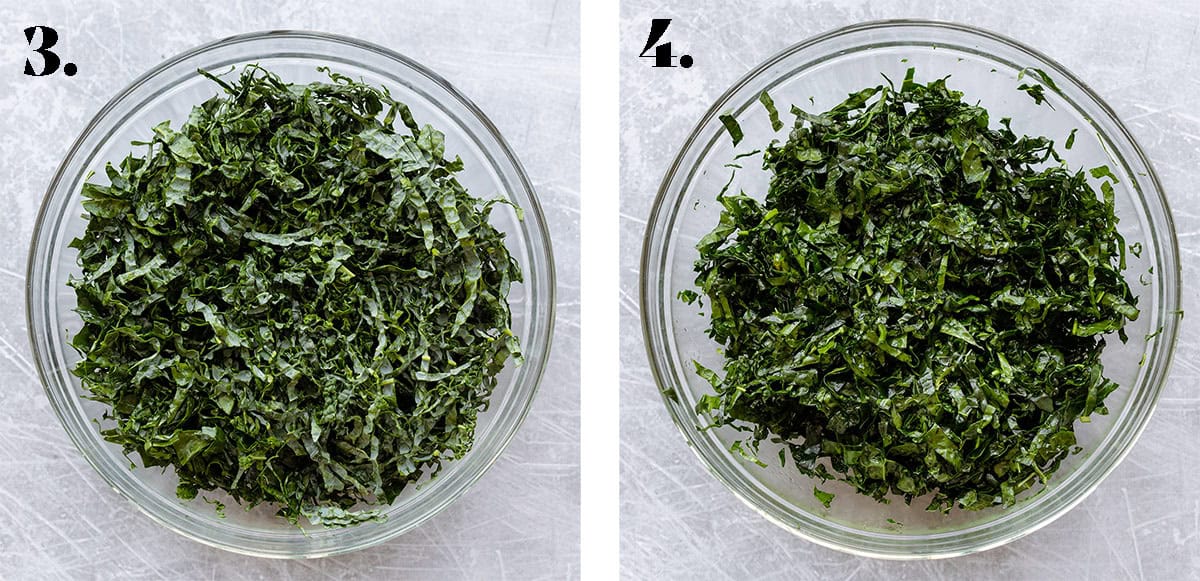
[69,65,523,526]
[686,68,1139,512]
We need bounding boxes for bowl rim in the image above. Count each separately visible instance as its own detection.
[26,29,556,558]
[640,17,1181,560]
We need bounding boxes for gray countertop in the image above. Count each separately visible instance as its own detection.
[0,0,579,578]
[620,1,1200,579]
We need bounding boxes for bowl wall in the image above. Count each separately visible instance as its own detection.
[28,31,555,558]
[642,20,1180,559]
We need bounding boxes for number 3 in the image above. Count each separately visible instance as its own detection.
[24,26,62,77]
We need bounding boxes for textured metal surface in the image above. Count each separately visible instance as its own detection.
[620,1,1200,578]
[0,0,579,578]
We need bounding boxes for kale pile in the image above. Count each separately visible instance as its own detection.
[687,69,1138,511]
[70,66,522,526]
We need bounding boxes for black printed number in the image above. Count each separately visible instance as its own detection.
[640,19,693,68]
[24,26,76,77]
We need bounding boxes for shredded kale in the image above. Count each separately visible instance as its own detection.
[69,65,522,526]
[686,68,1138,511]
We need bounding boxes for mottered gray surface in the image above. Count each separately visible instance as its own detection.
[621,1,1200,579]
[0,0,579,579]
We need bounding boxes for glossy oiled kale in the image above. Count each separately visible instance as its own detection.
[687,69,1138,511]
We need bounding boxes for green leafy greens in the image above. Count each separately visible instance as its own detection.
[686,68,1138,512]
[69,65,522,526]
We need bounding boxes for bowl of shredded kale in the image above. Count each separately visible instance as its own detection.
[642,20,1180,559]
[29,31,554,558]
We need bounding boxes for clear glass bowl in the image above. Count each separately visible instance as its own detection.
[641,20,1181,559]
[27,31,555,558]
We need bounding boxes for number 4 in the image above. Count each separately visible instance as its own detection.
[640,19,693,68]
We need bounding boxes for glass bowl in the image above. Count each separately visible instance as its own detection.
[641,20,1180,559]
[27,31,554,558]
